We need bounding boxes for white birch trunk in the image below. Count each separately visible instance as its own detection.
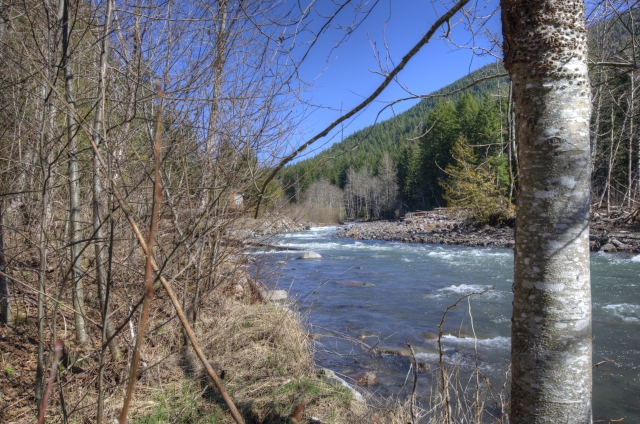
[501,1,593,422]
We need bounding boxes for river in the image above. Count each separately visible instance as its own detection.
[255,225,640,421]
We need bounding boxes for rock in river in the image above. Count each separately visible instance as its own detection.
[352,371,379,387]
[297,251,322,260]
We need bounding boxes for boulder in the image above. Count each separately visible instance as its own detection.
[611,239,630,250]
[352,371,379,387]
[600,243,616,253]
[267,290,288,301]
[297,251,322,260]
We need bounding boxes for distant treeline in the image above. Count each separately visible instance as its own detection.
[282,62,512,221]
[283,8,640,221]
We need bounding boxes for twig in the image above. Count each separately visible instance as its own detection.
[119,83,164,424]
[593,359,617,369]
[407,343,419,424]
[37,339,63,424]
[437,289,490,424]
[468,297,481,423]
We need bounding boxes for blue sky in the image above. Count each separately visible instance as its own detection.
[289,0,503,159]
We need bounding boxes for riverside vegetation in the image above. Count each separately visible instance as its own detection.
[1,0,638,423]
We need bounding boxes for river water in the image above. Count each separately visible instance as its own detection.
[255,225,640,421]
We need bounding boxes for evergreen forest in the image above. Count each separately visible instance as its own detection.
[283,9,640,223]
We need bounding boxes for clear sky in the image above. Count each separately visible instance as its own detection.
[289,0,503,160]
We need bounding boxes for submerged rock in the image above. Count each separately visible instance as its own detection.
[378,348,409,356]
[422,332,439,340]
[352,371,379,387]
[338,281,376,287]
[298,251,322,260]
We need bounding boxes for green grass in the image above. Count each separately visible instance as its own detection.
[131,383,226,424]
[133,375,357,424]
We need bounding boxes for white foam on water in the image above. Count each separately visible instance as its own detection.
[427,251,454,260]
[278,240,399,252]
[415,351,464,366]
[425,248,511,263]
[425,284,502,299]
[466,249,512,258]
[602,303,640,322]
[594,251,640,265]
[489,315,511,325]
[309,226,339,231]
[247,249,300,254]
[438,334,511,349]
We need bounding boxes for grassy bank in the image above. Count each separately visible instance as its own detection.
[126,293,366,423]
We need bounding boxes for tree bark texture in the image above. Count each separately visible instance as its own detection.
[501,1,593,422]
[0,206,11,325]
[91,0,120,361]
[62,0,88,346]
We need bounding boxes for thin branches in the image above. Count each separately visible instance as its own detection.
[254,0,472,218]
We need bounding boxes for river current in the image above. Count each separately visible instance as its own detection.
[255,225,640,421]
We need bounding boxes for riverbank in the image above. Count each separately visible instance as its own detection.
[1,212,416,423]
[0,268,376,423]
[337,208,640,253]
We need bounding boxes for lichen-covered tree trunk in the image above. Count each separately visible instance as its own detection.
[501,1,593,422]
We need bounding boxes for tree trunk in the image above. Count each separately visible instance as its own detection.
[507,81,516,204]
[62,0,88,346]
[91,0,120,361]
[0,205,11,325]
[501,1,593,422]
[628,71,635,208]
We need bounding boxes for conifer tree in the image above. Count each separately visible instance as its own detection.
[441,135,507,224]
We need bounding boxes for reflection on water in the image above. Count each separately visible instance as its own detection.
[254,225,640,421]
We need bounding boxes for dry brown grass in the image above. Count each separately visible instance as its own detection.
[1,288,370,423]
[283,204,343,225]
[123,291,371,423]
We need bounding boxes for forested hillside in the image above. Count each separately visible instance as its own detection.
[285,7,640,223]
[281,61,508,206]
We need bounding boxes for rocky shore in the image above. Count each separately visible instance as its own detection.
[227,214,312,239]
[337,208,640,254]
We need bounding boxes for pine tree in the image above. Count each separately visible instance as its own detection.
[419,100,459,206]
[440,135,508,224]
[397,144,420,209]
